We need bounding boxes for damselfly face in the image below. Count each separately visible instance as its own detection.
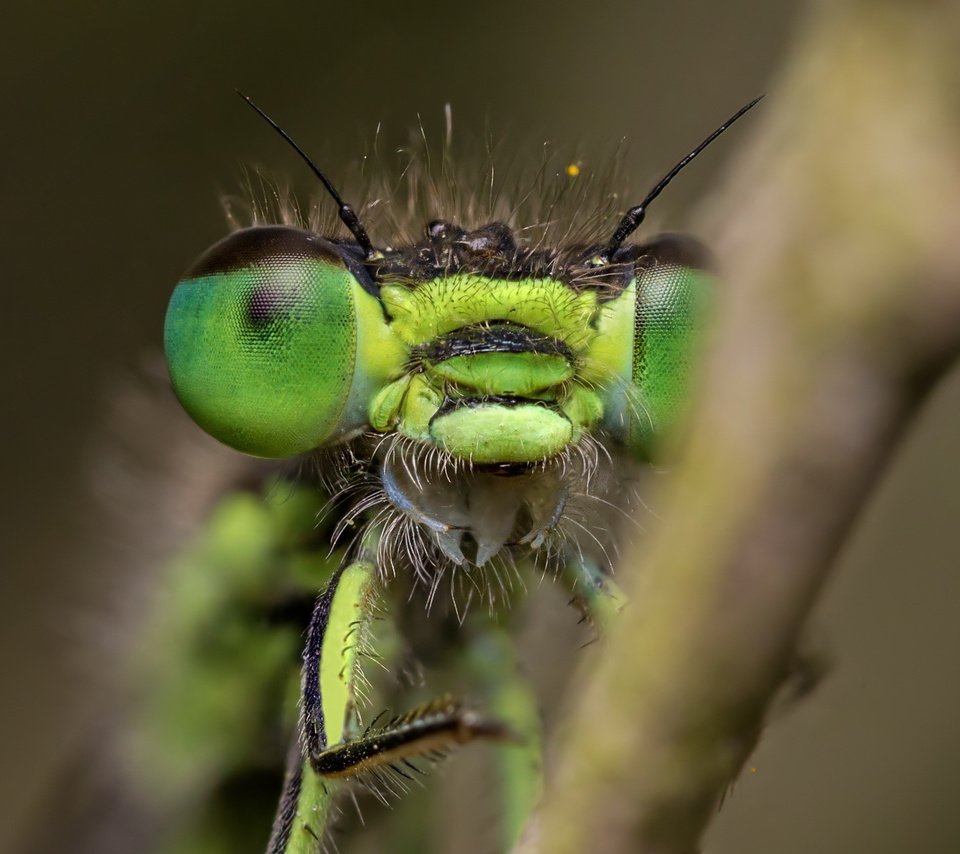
[164,215,710,575]
[164,96,761,588]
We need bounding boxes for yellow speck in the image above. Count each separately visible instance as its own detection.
[565,163,581,177]
[750,767,757,773]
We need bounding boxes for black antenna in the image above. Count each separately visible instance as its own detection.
[236,91,377,258]
[602,95,763,259]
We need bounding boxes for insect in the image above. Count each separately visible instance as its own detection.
[152,93,760,853]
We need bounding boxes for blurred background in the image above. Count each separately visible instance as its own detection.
[3,1,959,851]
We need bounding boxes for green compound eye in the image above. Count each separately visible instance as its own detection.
[586,234,713,459]
[165,226,389,458]
[629,234,713,454]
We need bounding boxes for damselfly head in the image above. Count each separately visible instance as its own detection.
[165,94,759,574]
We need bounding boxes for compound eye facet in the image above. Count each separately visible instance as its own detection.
[164,226,365,458]
[630,234,713,456]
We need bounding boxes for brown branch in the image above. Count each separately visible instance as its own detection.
[532,3,960,853]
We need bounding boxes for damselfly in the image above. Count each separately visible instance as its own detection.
[114,94,758,854]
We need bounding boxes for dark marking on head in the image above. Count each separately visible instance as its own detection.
[431,395,562,419]
[183,226,381,299]
[413,323,576,364]
[370,221,638,300]
[633,233,714,274]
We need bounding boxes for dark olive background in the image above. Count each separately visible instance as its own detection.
[3,1,959,851]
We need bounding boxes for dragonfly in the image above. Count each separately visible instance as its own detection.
[128,93,760,854]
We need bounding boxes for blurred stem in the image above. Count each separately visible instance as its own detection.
[532,2,960,853]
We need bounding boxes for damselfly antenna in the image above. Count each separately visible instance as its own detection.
[602,95,763,259]
[237,91,377,259]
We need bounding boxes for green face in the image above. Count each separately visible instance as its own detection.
[164,224,711,463]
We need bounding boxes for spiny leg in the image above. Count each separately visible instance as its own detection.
[266,743,334,854]
[311,697,511,779]
[267,556,513,853]
[268,559,378,853]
